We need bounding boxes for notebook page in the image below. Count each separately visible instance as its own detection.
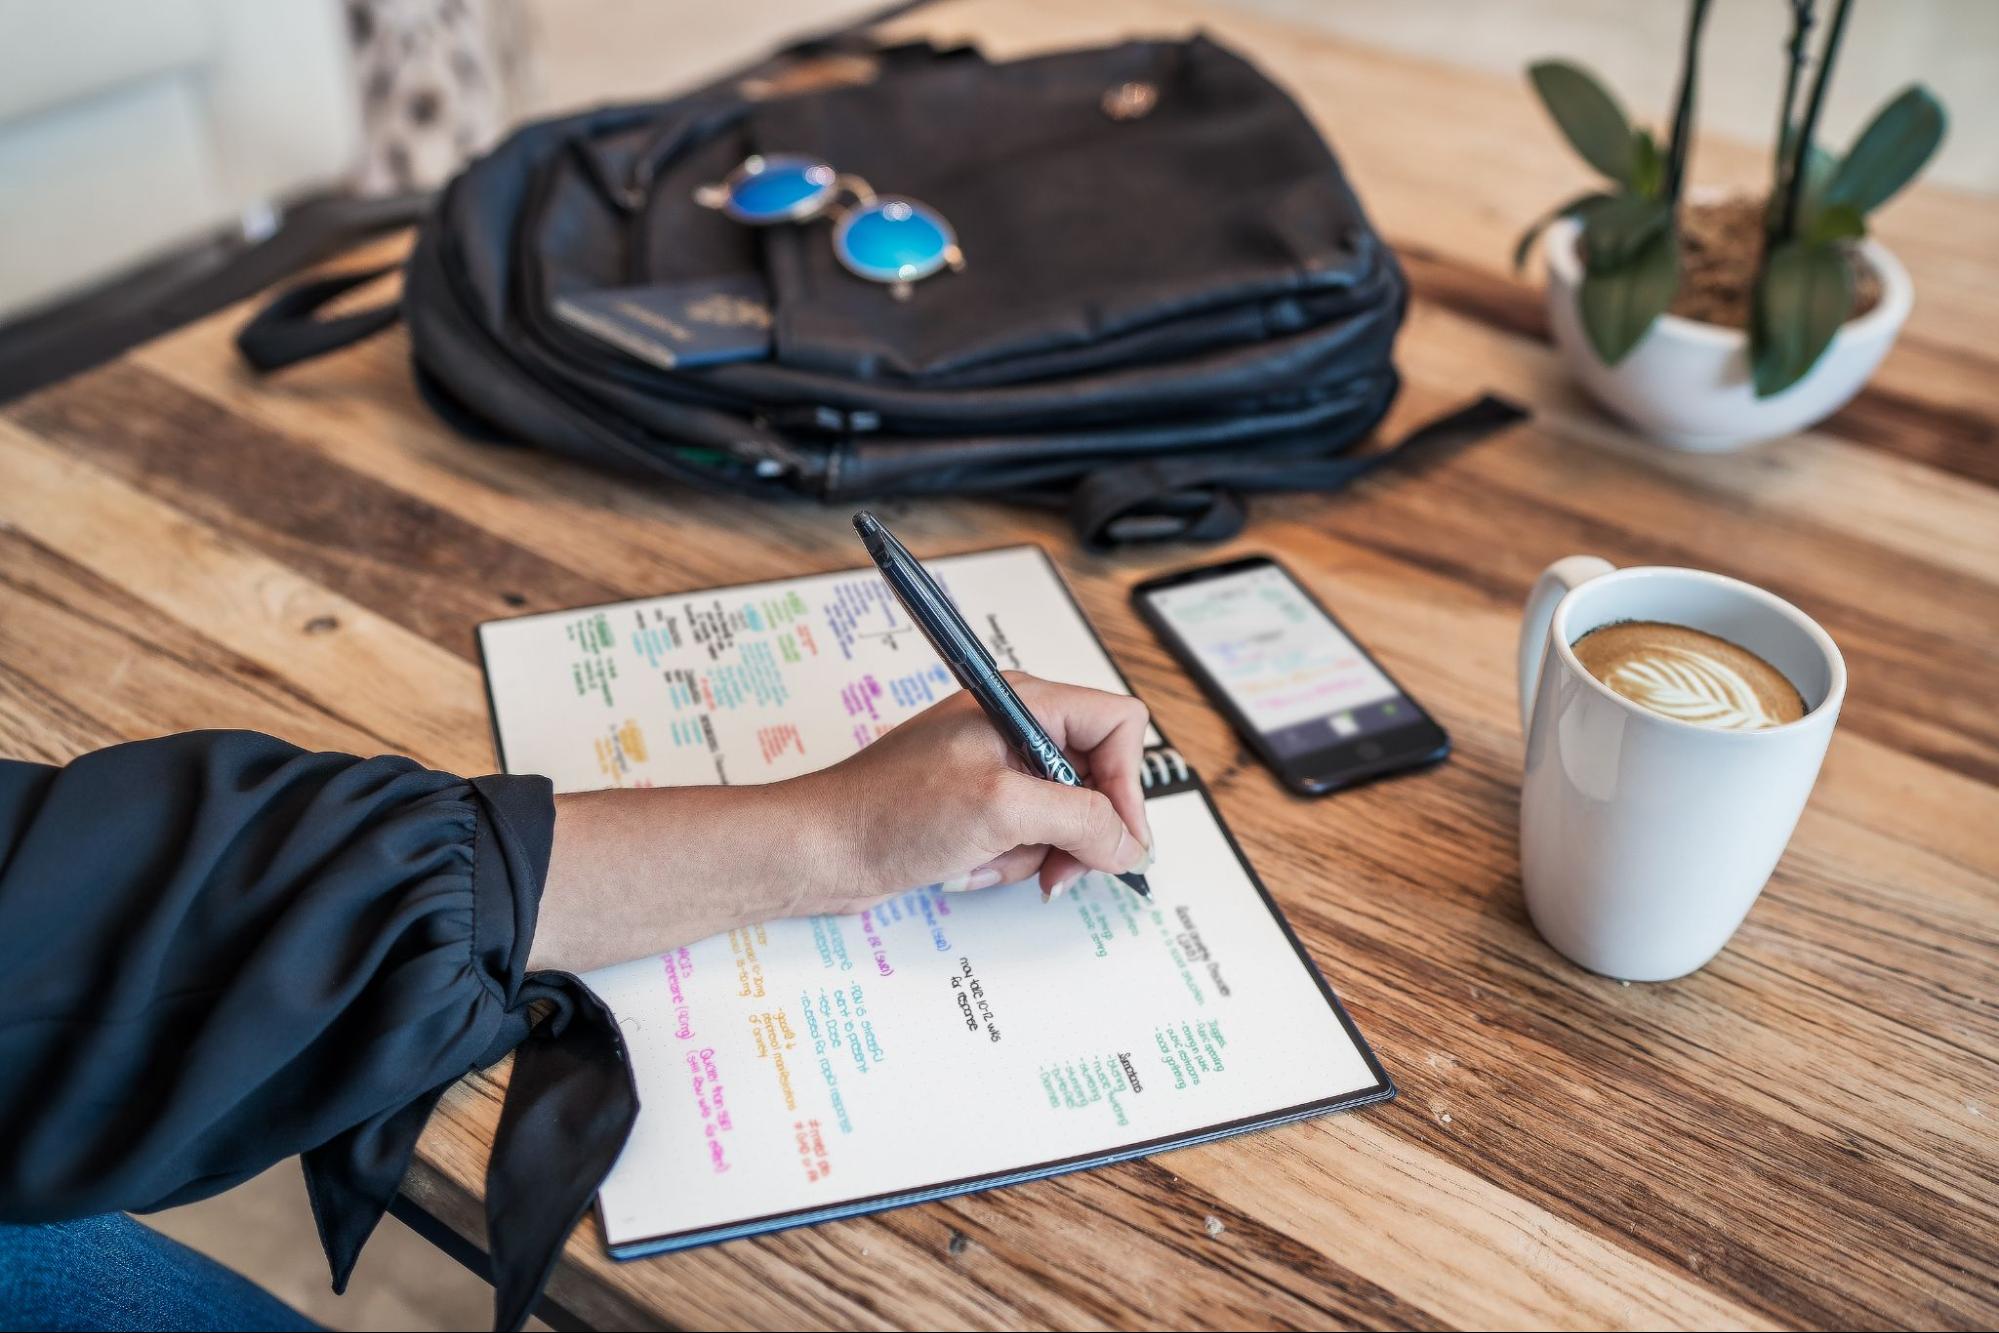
[581,786,1381,1249]
[478,545,1384,1250]
[479,546,1159,791]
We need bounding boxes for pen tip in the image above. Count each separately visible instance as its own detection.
[852,510,880,536]
[1118,871,1152,899]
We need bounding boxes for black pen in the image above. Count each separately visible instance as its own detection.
[853,512,1152,899]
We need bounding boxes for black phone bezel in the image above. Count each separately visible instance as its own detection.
[1131,554,1451,796]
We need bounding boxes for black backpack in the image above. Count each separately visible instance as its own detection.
[240,32,1521,547]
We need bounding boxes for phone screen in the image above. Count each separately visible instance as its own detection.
[1143,562,1427,762]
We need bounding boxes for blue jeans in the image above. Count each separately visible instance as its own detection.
[0,1214,319,1331]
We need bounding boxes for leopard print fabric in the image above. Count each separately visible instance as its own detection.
[346,0,530,195]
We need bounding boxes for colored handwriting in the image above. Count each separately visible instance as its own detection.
[1066,878,1148,959]
[911,889,952,953]
[810,916,853,972]
[1154,1018,1229,1090]
[685,1045,732,1173]
[757,721,806,764]
[821,577,903,660]
[705,639,789,710]
[798,989,853,1133]
[749,1008,800,1112]
[858,907,893,976]
[631,614,682,670]
[884,663,952,709]
[840,675,886,724]
[1038,1050,1137,1126]
[794,1118,831,1184]
[730,926,767,999]
[662,948,694,1040]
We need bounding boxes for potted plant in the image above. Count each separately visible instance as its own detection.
[1518,0,1945,450]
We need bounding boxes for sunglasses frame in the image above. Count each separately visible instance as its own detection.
[694,153,839,224]
[696,155,965,300]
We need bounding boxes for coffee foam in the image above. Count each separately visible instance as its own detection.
[1571,621,1806,731]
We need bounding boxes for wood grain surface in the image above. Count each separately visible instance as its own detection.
[2,1,1994,1328]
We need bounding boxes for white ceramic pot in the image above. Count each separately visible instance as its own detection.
[1543,216,1911,451]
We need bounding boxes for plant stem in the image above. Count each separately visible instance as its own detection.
[1770,1,1817,241]
[1664,0,1715,210]
[1780,0,1852,238]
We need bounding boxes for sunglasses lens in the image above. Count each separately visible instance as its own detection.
[725,155,836,223]
[834,198,954,284]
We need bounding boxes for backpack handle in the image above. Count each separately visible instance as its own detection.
[1067,393,1529,549]
[236,264,403,373]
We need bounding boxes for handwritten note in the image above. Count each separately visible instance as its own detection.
[480,546,1388,1254]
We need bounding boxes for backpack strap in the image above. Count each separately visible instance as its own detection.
[1067,393,1529,549]
[235,264,403,372]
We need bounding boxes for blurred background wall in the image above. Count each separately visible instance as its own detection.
[1238,0,1998,196]
[519,0,1999,195]
[3,0,1992,325]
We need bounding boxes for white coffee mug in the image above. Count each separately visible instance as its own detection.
[1518,558,1846,980]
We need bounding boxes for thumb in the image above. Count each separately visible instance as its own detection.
[1000,773,1147,875]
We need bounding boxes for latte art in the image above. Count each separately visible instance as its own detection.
[1601,647,1781,728]
[1572,621,1806,731]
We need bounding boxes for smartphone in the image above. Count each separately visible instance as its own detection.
[1132,555,1449,796]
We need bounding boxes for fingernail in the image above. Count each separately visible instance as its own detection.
[1114,828,1149,874]
[1044,871,1083,903]
[940,866,1004,894]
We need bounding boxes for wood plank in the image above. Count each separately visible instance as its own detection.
[113,287,1999,1319]
[2,1,1995,1327]
[4,362,620,664]
[0,418,490,774]
[11,383,1983,1327]
[0,527,403,760]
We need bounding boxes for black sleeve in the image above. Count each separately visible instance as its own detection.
[0,731,554,1243]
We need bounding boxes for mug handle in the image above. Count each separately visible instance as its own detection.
[1519,556,1615,733]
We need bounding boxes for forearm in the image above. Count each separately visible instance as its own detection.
[529,780,830,974]
[527,677,1154,973]
[0,732,546,1220]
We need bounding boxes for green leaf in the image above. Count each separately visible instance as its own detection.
[1529,61,1637,183]
[1579,194,1671,272]
[1769,144,1840,240]
[1579,223,1678,365]
[1798,144,1837,216]
[1824,85,1946,215]
[1631,129,1666,198]
[1808,203,1866,244]
[1752,240,1855,397]
[1512,190,1614,271]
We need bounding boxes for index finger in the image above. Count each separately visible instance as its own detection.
[1007,674,1153,852]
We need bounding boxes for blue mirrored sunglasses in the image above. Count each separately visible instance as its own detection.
[695,153,963,300]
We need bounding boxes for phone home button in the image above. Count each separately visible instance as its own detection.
[1355,740,1383,760]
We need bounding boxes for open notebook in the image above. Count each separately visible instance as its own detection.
[478,545,1392,1258]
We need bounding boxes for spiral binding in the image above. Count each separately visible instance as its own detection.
[1140,747,1191,790]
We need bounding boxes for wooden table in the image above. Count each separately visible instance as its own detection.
[4,1,1995,1327]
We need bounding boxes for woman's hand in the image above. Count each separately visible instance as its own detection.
[531,674,1152,973]
[785,673,1154,914]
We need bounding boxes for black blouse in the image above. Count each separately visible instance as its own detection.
[0,731,637,1331]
